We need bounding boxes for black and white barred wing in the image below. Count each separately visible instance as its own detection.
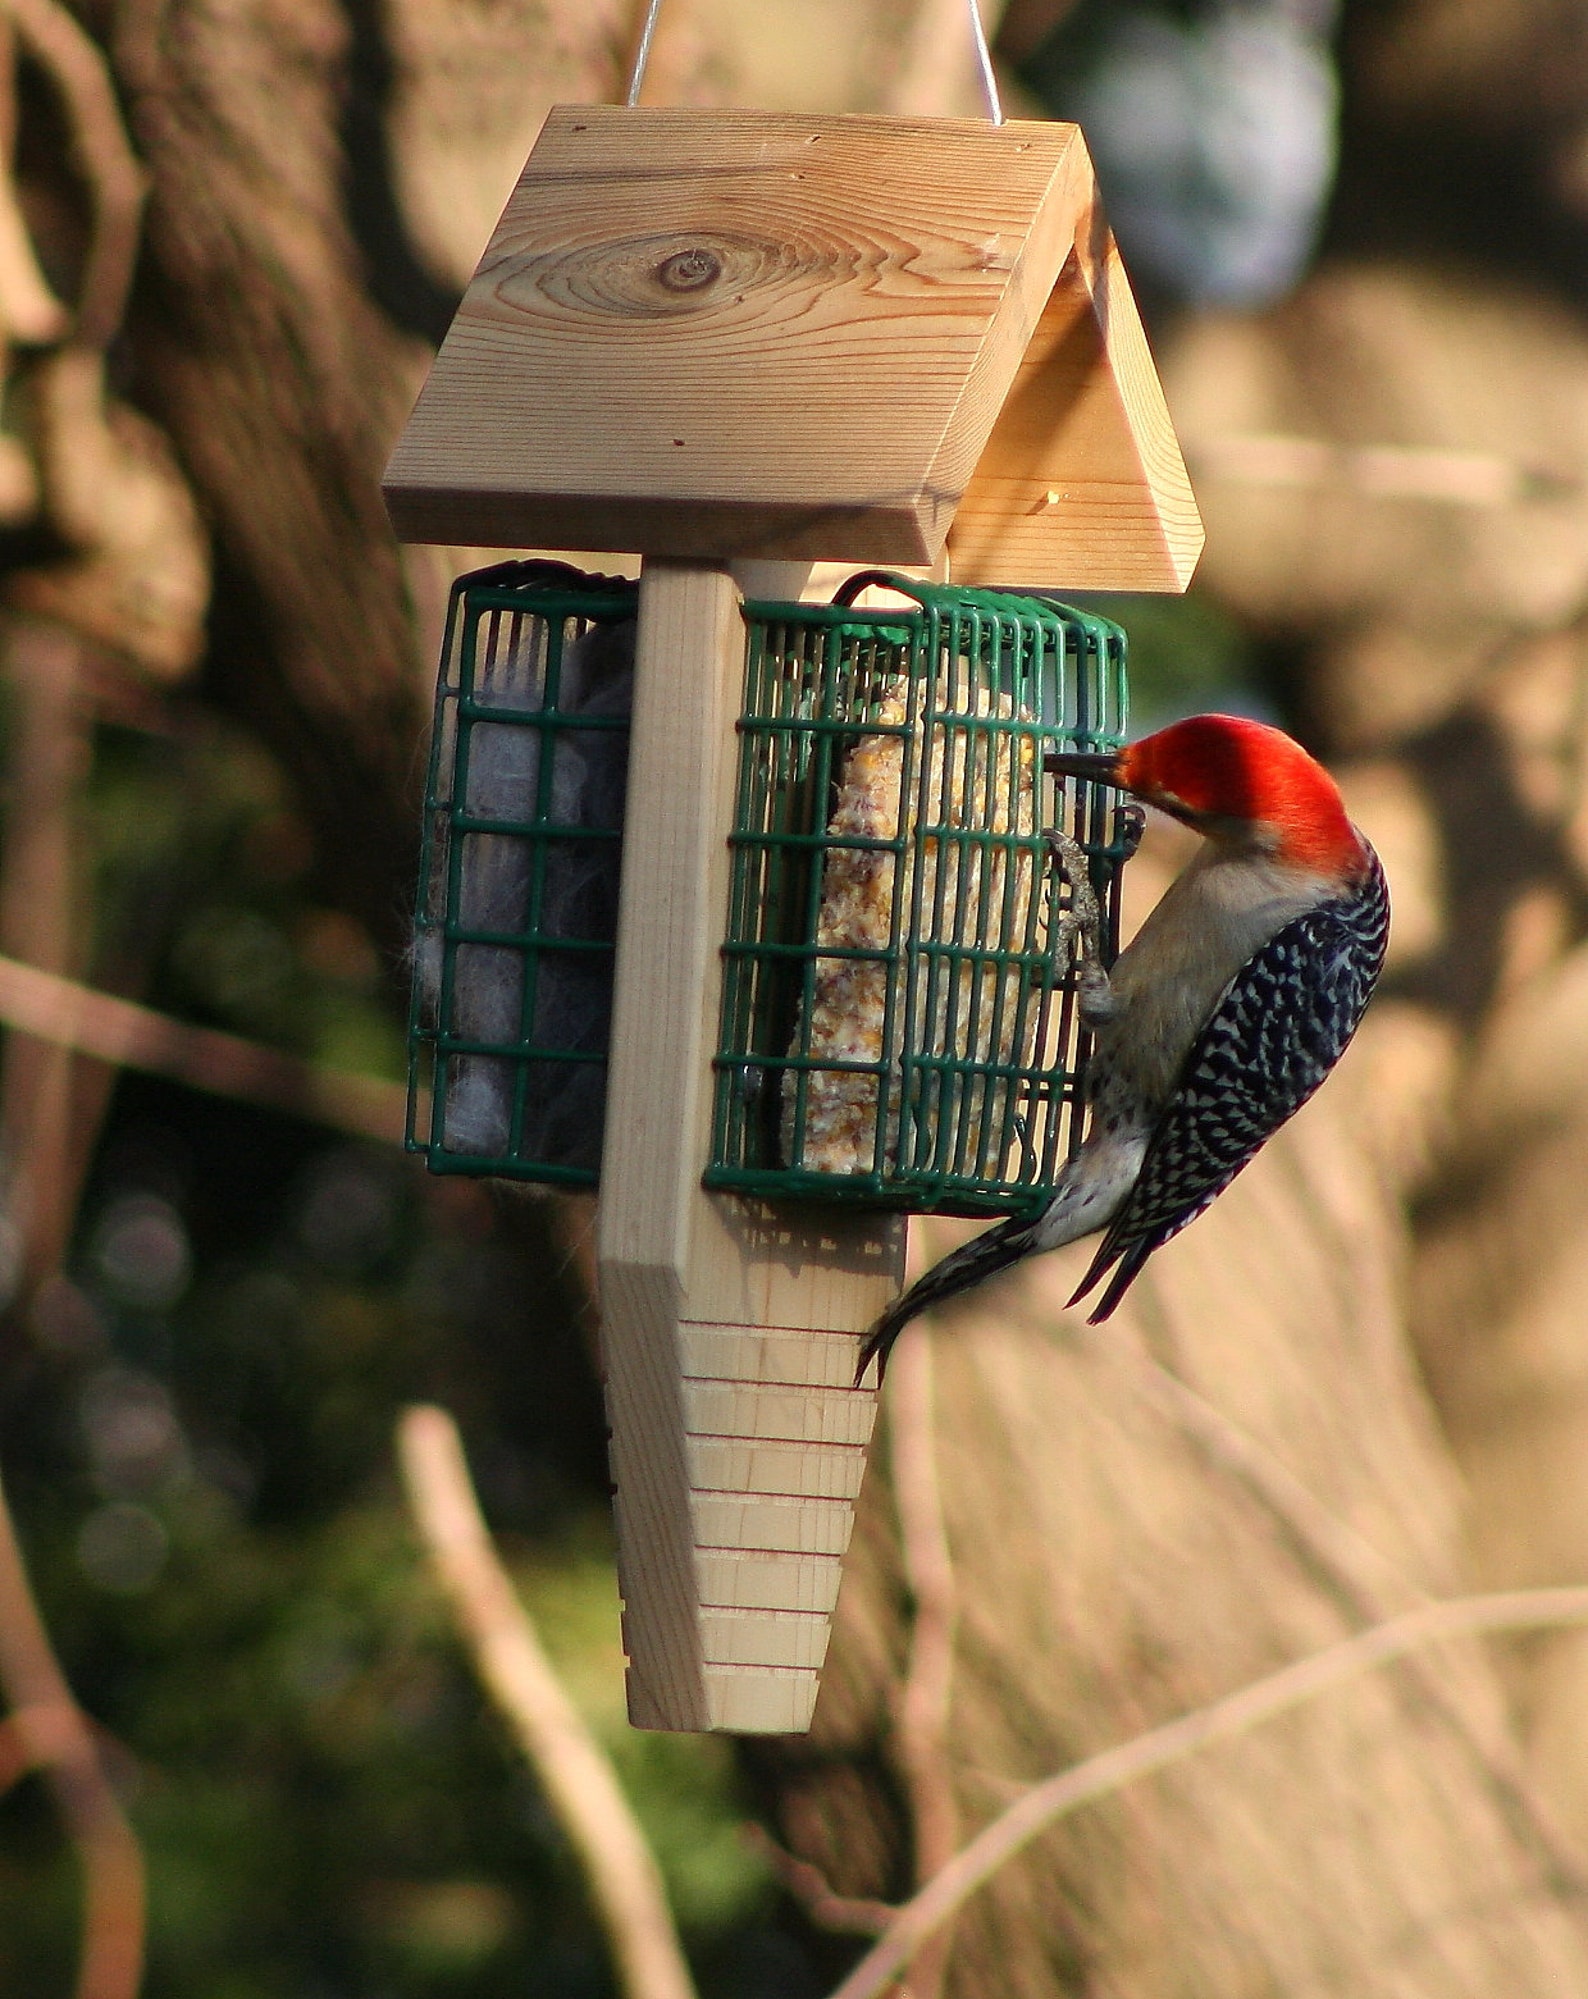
[1071,854,1390,1323]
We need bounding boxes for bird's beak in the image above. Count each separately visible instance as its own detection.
[1044,748,1123,788]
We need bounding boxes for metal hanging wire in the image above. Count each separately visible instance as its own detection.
[625,0,1002,123]
[966,0,1003,125]
[625,0,664,106]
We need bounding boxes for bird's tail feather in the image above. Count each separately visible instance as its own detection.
[855,1215,1039,1385]
[1066,1234,1142,1324]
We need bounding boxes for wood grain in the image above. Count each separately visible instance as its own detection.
[699,1666,818,1735]
[382,105,1200,587]
[948,197,1203,588]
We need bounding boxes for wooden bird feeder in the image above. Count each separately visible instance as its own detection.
[386,103,1201,1734]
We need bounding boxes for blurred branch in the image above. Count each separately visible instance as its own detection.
[886,1332,960,1999]
[0,618,87,1290]
[10,0,146,347]
[0,1458,145,1999]
[0,13,67,345]
[1125,1336,1586,1889]
[0,1698,76,1794]
[1189,433,1581,508]
[0,949,410,1144]
[1124,1341,1419,1609]
[831,1586,1588,1999]
[396,1404,698,1999]
[741,1824,893,1937]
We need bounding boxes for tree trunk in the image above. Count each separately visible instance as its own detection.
[108,0,436,959]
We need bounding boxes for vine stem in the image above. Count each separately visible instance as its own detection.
[0,1460,145,1999]
[397,1405,698,1999]
[830,1586,1588,1999]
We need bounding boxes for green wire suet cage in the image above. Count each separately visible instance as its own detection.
[407,560,638,1185]
[407,565,1131,1217]
[708,573,1130,1219]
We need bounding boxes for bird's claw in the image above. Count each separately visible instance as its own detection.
[1045,827,1103,964]
[1046,826,1119,1023]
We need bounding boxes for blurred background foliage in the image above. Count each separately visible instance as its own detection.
[0,0,1377,1991]
[1,1056,782,1996]
[8,0,1588,1996]
[0,5,1272,1980]
[0,688,780,1989]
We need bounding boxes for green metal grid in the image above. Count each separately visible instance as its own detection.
[706,572,1130,1219]
[407,560,638,1184]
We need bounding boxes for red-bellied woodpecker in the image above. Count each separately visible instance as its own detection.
[857,713,1390,1381]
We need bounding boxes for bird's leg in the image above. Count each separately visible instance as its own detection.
[1046,827,1099,952]
[1046,828,1120,1026]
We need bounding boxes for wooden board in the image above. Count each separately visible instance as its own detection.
[947,209,1204,589]
[382,105,1201,589]
[596,562,905,1733]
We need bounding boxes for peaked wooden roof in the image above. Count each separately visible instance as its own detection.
[383,105,1202,591]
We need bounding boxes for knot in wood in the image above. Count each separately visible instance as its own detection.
[657,248,722,293]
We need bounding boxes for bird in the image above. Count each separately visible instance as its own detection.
[856,711,1389,1382]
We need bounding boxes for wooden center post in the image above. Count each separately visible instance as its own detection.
[597,560,904,1732]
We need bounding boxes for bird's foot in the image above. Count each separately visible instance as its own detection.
[1046,827,1116,1024]
[1046,828,1100,949]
